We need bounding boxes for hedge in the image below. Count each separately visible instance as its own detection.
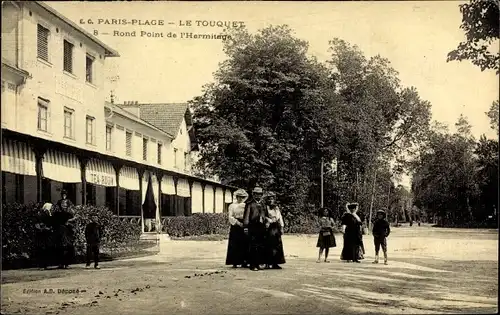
[162,212,340,237]
[2,203,145,269]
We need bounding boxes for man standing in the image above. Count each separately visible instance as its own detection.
[243,186,268,271]
[85,214,104,269]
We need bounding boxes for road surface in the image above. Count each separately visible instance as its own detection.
[2,226,498,315]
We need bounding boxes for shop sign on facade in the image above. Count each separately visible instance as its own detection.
[87,172,115,186]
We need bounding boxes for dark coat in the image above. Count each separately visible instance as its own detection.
[85,222,104,244]
[243,198,268,227]
[372,218,390,238]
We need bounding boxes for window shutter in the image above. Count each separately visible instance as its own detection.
[63,40,73,73]
[37,25,49,61]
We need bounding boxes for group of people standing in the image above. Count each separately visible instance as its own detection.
[225,187,286,271]
[35,190,103,270]
[35,190,76,269]
[317,202,391,265]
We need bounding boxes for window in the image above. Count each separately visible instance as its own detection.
[126,131,132,156]
[184,152,188,170]
[174,148,178,168]
[142,138,148,161]
[37,24,49,62]
[63,40,74,73]
[37,98,49,131]
[85,116,95,144]
[86,54,94,83]
[157,143,162,165]
[63,108,73,138]
[106,125,113,151]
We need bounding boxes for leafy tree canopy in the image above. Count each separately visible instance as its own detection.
[447,0,499,73]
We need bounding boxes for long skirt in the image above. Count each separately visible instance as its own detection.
[340,232,364,261]
[225,223,249,266]
[316,228,337,249]
[247,222,267,267]
[265,222,286,265]
[54,225,75,266]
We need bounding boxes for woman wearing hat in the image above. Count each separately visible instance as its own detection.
[264,192,286,269]
[340,202,364,263]
[225,189,249,268]
[53,189,76,269]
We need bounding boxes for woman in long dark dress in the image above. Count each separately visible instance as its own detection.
[264,192,286,269]
[340,202,364,263]
[53,190,75,269]
[35,203,54,269]
[225,189,249,268]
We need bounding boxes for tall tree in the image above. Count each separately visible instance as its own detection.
[486,100,499,134]
[447,0,500,73]
[190,25,333,218]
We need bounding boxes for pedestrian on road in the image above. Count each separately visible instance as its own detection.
[316,207,336,263]
[243,186,268,271]
[340,202,364,263]
[372,209,390,265]
[264,192,286,269]
[85,214,104,269]
[225,189,249,268]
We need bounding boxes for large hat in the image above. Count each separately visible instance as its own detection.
[346,202,359,210]
[266,191,276,197]
[252,186,263,194]
[377,209,386,214]
[234,189,248,197]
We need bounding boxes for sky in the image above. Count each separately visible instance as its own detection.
[41,1,498,191]
[49,1,498,142]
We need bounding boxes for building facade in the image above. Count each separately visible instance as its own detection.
[1,1,236,234]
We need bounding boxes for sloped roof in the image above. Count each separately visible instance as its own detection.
[135,103,190,136]
[116,103,193,136]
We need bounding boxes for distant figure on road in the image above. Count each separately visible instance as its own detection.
[264,192,286,269]
[316,207,336,263]
[85,214,104,269]
[340,202,364,263]
[372,209,390,265]
[243,186,268,271]
[225,189,249,268]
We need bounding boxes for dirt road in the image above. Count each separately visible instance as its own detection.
[2,226,498,315]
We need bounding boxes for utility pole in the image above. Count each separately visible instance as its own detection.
[320,158,324,208]
[368,170,378,233]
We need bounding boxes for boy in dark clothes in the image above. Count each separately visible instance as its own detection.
[372,209,391,265]
[85,215,103,269]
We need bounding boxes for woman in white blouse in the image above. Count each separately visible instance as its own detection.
[225,189,249,268]
[264,192,286,269]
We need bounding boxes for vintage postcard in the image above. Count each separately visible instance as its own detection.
[1,1,498,314]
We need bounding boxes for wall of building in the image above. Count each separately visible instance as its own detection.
[1,2,19,66]
[106,113,174,169]
[171,118,192,173]
[12,3,108,154]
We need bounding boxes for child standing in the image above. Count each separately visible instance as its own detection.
[85,215,103,269]
[316,208,337,263]
[372,209,390,265]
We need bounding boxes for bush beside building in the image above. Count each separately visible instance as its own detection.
[1,203,148,269]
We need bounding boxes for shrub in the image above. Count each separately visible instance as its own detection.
[162,210,340,237]
[162,213,229,237]
[1,203,143,269]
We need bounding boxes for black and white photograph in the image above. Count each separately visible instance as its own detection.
[1,1,498,314]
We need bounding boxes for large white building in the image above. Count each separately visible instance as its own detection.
[1,1,236,234]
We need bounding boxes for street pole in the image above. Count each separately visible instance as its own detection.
[368,170,378,234]
[320,158,324,208]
